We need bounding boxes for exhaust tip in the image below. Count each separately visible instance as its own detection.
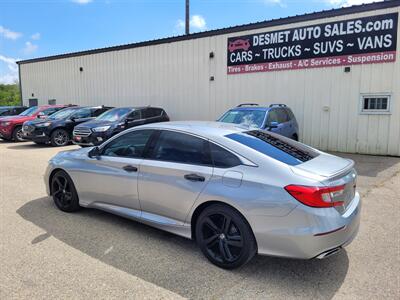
[316,247,341,259]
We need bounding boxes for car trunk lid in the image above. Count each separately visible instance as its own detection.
[293,152,354,178]
[291,152,357,213]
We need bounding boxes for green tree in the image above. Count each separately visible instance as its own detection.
[0,83,21,106]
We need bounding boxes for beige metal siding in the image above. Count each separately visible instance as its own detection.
[20,6,400,156]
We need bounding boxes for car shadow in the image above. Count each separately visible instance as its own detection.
[6,143,78,150]
[0,139,16,144]
[6,142,50,149]
[17,197,349,299]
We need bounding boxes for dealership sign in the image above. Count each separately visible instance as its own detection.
[227,13,398,74]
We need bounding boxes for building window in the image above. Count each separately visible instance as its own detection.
[360,94,391,114]
[48,99,56,105]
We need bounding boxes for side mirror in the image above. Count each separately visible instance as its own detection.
[267,121,279,129]
[88,146,101,159]
[37,112,45,119]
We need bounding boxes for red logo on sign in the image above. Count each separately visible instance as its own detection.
[228,39,251,52]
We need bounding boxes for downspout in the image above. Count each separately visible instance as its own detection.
[17,63,23,106]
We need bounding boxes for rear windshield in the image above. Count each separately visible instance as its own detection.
[227,130,319,166]
[218,110,266,128]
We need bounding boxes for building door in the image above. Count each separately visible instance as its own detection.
[28,98,38,107]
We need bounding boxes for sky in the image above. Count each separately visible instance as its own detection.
[0,0,384,84]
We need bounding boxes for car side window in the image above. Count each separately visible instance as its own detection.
[209,143,241,168]
[276,108,289,123]
[266,109,279,124]
[150,130,211,166]
[143,108,161,118]
[126,110,141,120]
[72,108,92,119]
[102,130,154,158]
[92,108,108,117]
[41,108,58,116]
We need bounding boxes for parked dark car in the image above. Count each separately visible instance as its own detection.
[0,106,27,116]
[217,103,299,140]
[73,106,169,146]
[22,105,113,146]
[0,105,71,142]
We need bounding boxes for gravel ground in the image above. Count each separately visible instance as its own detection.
[0,141,399,299]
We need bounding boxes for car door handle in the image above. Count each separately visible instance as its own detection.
[123,165,138,172]
[184,173,205,182]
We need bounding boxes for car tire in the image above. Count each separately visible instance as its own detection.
[12,126,25,142]
[195,204,257,269]
[50,129,70,147]
[51,170,81,212]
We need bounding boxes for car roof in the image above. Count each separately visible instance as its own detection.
[37,104,71,109]
[110,106,163,111]
[53,105,111,110]
[228,104,291,111]
[230,106,270,111]
[139,121,248,138]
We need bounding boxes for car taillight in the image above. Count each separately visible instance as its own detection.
[284,185,345,208]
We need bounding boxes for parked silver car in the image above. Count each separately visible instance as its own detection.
[45,121,361,269]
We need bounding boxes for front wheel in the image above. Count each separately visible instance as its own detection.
[12,126,25,142]
[50,129,70,147]
[51,170,81,212]
[195,204,257,269]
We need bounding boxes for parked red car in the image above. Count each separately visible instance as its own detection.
[0,105,70,142]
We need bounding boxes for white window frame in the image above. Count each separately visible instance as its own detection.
[359,93,392,115]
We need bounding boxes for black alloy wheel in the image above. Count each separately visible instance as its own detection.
[51,170,81,212]
[51,129,70,147]
[196,204,257,269]
[12,126,25,142]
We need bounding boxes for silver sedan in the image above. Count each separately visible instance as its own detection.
[45,121,361,269]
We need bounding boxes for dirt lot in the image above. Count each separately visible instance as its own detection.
[0,141,399,299]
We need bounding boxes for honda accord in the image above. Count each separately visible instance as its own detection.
[45,122,360,269]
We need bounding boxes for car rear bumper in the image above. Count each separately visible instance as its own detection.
[250,192,361,259]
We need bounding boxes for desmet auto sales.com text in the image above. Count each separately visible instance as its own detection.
[229,17,395,63]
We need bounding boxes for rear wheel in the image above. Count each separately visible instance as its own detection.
[50,129,70,147]
[12,126,25,142]
[195,204,257,269]
[51,170,81,212]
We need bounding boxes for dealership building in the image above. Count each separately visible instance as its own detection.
[17,1,400,156]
